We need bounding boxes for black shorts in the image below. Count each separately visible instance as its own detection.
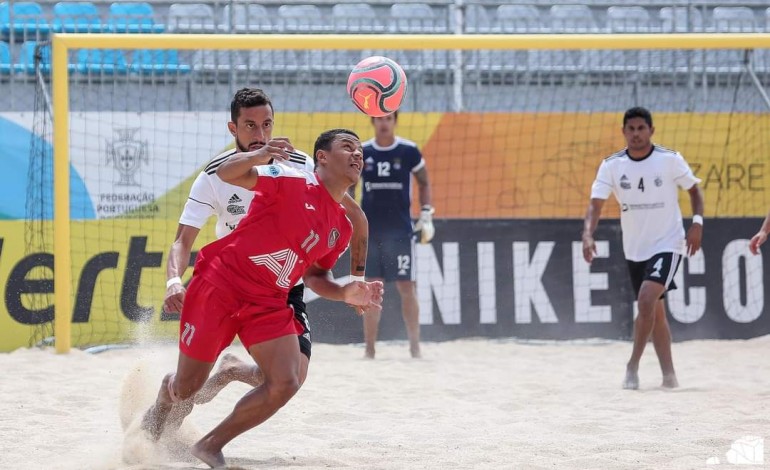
[626,252,683,299]
[287,283,311,359]
[367,233,415,282]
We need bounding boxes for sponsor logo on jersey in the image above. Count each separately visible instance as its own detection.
[227,204,246,215]
[225,221,238,231]
[305,203,316,211]
[268,165,281,177]
[654,175,663,187]
[393,157,402,170]
[328,228,340,248]
[620,174,631,190]
[228,194,242,204]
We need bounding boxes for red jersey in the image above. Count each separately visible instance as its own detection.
[195,164,352,303]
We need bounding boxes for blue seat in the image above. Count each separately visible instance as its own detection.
[131,49,190,75]
[17,40,49,74]
[108,2,164,33]
[0,41,12,74]
[53,2,106,33]
[76,49,127,74]
[0,2,50,37]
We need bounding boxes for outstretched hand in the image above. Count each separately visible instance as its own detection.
[343,280,384,315]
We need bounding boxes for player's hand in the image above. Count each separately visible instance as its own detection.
[685,223,703,256]
[244,138,294,164]
[414,205,435,244]
[164,283,186,314]
[749,230,767,255]
[343,280,384,313]
[582,234,597,263]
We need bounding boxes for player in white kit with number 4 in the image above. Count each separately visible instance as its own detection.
[581,107,705,390]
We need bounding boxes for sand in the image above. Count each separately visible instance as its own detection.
[1,337,768,469]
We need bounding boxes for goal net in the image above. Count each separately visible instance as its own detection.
[17,35,770,351]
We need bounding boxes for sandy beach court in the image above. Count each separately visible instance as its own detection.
[1,337,768,469]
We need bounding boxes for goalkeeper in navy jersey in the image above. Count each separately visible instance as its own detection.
[357,111,434,359]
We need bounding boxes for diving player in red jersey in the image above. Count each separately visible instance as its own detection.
[142,129,384,467]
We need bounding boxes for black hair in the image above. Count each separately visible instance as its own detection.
[230,88,273,123]
[623,107,653,128]
[313,129,360,165]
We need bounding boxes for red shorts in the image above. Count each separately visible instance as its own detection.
[178,275,304,362]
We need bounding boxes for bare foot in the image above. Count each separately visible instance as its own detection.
[195,354,249,405]
[661,373,679,388]
[410,345,422,359]
[191,439,226,468]
[364,348,375,360]
[622,368,639,390]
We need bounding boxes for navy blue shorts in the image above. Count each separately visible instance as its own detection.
[367,233,415,282]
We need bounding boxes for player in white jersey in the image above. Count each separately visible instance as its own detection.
[160,88,369,413]
[582,107,704,390]
[749,210,770,255]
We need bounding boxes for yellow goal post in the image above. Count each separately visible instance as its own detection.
[50,32,770,353]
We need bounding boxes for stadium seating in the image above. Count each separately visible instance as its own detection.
[107,2,164,33]
[17,40,49,74]
[0,40,12,74]
[220,3,272,33]
[277,4,327,33]
[52,2,106,33]
[76,48,127,74]
[331,3,383,34]
[166,3,215,33]
[0,2,50,39]
[131,49,191,75]
[389,3,447,33]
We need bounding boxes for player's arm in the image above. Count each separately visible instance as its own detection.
[165,171,217,312]
[413,162,435,243]
[581,199,606,263]
[216,139,293,189]
[583,161,613,264]
[341,193,368,277]
[750,209,770,255]
[685,184,704,256]
[165,224,200,313]
[303,263,383,313]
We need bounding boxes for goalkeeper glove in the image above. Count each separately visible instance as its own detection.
[414,205,435,244]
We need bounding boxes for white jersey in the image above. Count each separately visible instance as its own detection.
[590,145,700,262]
[179,148,314,239]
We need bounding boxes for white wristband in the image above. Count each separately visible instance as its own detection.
[349,275,365,283]
[692,215,704,226]
[166,276,183,288]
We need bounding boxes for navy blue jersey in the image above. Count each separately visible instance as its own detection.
[360,137,425,236]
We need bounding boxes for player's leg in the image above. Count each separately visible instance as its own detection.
[191,333,303,467]
[363,238,385,358]
[142,276,238,438]
[651,299,678,388]
[624,253,680,389]
[395,280,420,358]
[393,236,420,358]
[194,283,312,404]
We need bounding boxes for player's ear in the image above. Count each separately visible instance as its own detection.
[315,150,327,165]
[227,121,236,137]
[650,125,655,136]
